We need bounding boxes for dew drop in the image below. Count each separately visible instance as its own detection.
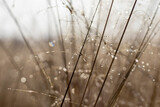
[153,79,155,82]
[49,41,55,47]
[125,11,129,14]
[54,77,58,80]
[63,68,67,72]
[84,99,89,103]
[80,73,88,79]
[146,63,149,66]
[111,55,114,58]
[59,66,62,70]
[71,88,75,94]
[109,76,113,80]
[135,59,139,63]
[21,77,26,83]
[46,51,50,54]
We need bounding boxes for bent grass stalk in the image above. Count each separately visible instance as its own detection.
[149,47,160,107]
[93,0,138,106]
[106,34,157,107]
[3,0,52,90]
[79,0,114,106]
[139,20,160,58]
[106,3,160,106]
[0,41,42,107]
[60,0,102,106]
[47,0,73,106]
[138,1,160,51]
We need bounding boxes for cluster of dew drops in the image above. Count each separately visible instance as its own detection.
[14,37,160,106]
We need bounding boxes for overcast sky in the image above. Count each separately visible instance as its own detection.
[0,0,159,40]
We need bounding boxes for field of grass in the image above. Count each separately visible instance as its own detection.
[0,0,160,107]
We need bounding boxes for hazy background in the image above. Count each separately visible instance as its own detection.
[0,0,160,40]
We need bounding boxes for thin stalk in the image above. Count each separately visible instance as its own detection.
[138,31,160,64]
[149,72,159,107]
[149,47,160,107]
[2,0,51,89]
[55,0,67,68]
[79,0,114,107]
[107,15,160,107]
[80,0,89,28]
[138,1,160,51]
[150,43,159,107]
[0,41,41,107]
[46,2,54,88]
[132,5,160,62]
[111,14,121,43]
[70,0,76,58]
[67,0,75,106]
[62,0,90,29]
[138,20,160,59]
[54,0,73,106]
[106,42,149,106]
[93,0,138,106]
[60,0,101,106]
[46,0,72,103]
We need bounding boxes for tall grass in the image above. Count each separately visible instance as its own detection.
[0,0,160,107]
